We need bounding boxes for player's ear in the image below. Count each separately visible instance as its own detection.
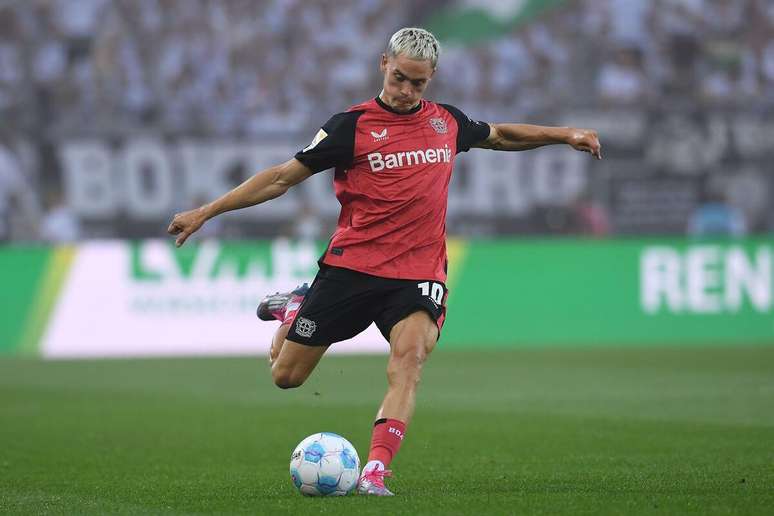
[379,54,388,73]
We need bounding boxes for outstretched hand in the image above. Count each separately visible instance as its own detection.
[568,129,602,159]
[167,208,207,247]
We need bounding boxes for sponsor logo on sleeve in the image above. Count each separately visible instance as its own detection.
[303,129,328,152]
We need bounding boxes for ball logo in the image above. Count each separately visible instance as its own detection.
[295,317,317,338]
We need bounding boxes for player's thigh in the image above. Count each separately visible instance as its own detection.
[272,339,328,381]
[286,266,378,346]
[388,310,439,359]
[375,277,447,350]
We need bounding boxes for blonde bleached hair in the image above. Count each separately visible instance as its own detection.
[386,27,441,68]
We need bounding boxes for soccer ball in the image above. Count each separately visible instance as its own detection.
[289,432,360,496]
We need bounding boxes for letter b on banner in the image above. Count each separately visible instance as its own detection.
[60,142,117,217]
[60,140,174,219]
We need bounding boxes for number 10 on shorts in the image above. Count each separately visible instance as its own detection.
[418,281,444,304]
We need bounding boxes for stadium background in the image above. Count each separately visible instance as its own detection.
[1,1,773,514]
[1,0,771,355]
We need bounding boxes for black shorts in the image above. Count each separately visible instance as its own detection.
[286,265,448,346]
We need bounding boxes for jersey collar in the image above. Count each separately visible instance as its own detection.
[375,96,423,115]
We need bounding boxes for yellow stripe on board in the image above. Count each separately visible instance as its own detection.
[446,238,469,290]
[19,246,76,356]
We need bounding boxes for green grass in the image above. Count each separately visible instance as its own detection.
[1,347,773,515]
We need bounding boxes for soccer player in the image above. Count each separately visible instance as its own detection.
[167,27,601,496]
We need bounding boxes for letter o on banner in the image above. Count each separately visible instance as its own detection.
[123,140,174,220]
[532,151,586,205]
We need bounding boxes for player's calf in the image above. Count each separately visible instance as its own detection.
[257,283,309,366]
[269,322,291,366]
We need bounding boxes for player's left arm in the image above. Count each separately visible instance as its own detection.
[475,123,602,159]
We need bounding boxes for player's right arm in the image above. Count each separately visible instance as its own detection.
[167,158,312,247]
[168,111,359,247]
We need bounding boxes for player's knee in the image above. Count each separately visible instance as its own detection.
[410,344,430,366]
[398,345,427,366]
[397,334,434,364]
[388,343,428,383]
[274,375,304,390]
[272,367,305,390]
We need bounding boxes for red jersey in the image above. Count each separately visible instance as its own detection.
[294,97,489,282]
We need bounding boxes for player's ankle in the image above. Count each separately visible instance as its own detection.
[362,459,385,473]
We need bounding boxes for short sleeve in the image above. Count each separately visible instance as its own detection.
[294,111,364,173]
[439,104,490,154]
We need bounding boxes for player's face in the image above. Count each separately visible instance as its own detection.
[379,53,435,113]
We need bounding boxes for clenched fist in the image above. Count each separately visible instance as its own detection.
[167,207,207,247]
[567,129,602,159]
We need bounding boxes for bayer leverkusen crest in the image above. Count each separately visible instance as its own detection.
[429,118,447,134]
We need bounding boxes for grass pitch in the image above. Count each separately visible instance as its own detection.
[1,346,773,515]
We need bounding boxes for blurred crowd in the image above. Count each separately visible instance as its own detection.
[1,0,413,136]
[0,0,770,242]
[440,0,772,119]
[1,0,772,136]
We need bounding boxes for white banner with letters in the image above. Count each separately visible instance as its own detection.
[42,240,388,358]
